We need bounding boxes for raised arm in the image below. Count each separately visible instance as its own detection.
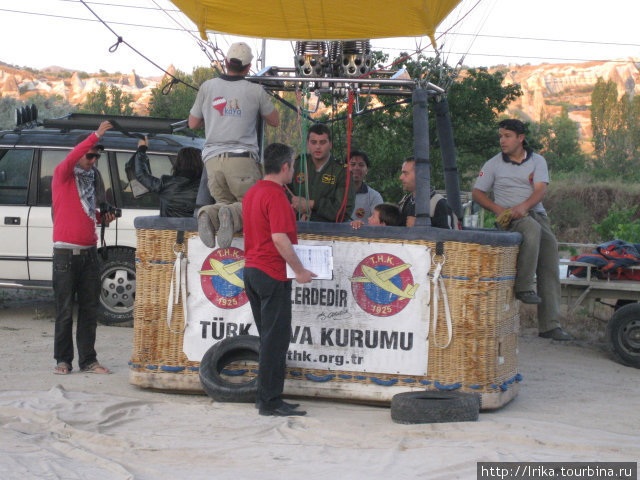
[56,121,112,180]
[188,114,204,130]
[132,137,163,193]
[263,108,280,127]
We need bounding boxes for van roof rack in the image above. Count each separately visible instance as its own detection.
[43,113,188,136]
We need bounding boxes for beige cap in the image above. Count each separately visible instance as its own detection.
[227,42,253,67]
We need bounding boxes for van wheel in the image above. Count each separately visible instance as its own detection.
[390,391,480,424]
[607,302,640,368]
[199,335,260,403]
[97,248,135,327]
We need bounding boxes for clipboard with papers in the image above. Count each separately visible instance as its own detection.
[286,245,333,280]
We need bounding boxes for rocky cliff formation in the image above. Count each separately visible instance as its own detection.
[497,57,640,150]
[2,58,639,148]
[0,64,161,114]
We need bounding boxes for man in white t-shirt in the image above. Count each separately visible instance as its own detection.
[473,119,572,341]
[189,42,280,248]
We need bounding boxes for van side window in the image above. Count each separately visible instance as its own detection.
[40,149,113,206]
[0,148,33,205]
[96,152,113,205]
[115,152,173,209]
[39,150,66,206]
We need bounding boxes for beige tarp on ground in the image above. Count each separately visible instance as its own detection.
[0,305,639,479]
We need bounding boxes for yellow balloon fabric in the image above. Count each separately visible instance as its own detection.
[171,0,462,46]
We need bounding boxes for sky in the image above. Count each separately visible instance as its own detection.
[1,0,639,78]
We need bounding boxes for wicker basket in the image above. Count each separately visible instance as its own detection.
[130,218,521,409]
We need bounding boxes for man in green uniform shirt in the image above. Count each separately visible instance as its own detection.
[288,124,355,222]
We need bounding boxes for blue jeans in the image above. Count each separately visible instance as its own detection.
[243,267,292,410]
[53,247,100,370]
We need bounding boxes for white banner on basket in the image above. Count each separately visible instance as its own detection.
[289,239,431,376]
[184,236,257,361]
[185,236,431,376]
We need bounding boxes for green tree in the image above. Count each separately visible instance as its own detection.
[594,204,640,243]
[530,108,586,173]
[622,92,640,166]
[0,94,76,129]
[447,67,522,166]
[109,85,134,116]
[590,78,640,179]
[80,84,134,116]
[0,97,22,129]
[317,55,522,201]
[192,66,218,88]
[591,78,620,158]
[264,91,305,150]
[148,67,216,121]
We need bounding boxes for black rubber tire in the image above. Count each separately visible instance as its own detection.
[199,335,260,403]
[614,299,635,311]
[606,302,640,368]
[390,391,480,424]
[97,247,136,327]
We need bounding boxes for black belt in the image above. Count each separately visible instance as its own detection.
[54,247,96,256]
[226,152,251,158]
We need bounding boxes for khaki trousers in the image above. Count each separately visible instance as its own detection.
[199,153,262,232]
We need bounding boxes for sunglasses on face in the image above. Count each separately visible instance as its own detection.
[85,153,101,160]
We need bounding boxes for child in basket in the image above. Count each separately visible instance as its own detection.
[350,203,403,229]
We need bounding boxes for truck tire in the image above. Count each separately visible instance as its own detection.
[199,335,260,403]
[97,247,136,327]
[391,391,480,424]
[607,302,640,368]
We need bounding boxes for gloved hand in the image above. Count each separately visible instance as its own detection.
[495,208,527,229]
[495,208,513,229]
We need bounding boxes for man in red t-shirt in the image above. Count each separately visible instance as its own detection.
[52,121,116,375]
[243,143,316,416]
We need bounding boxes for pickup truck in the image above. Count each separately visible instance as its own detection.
[559,243,640,368]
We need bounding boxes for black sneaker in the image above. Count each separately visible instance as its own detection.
[259,404,307,417]
[515,291,542,304]
[539,327,573,341]
[255,400,300,410]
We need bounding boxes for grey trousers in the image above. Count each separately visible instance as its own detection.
[507,211,561,332]
[243,267,293,410]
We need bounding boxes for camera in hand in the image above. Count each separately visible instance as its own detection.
[98,203,121,258]
[100,203,122,219]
